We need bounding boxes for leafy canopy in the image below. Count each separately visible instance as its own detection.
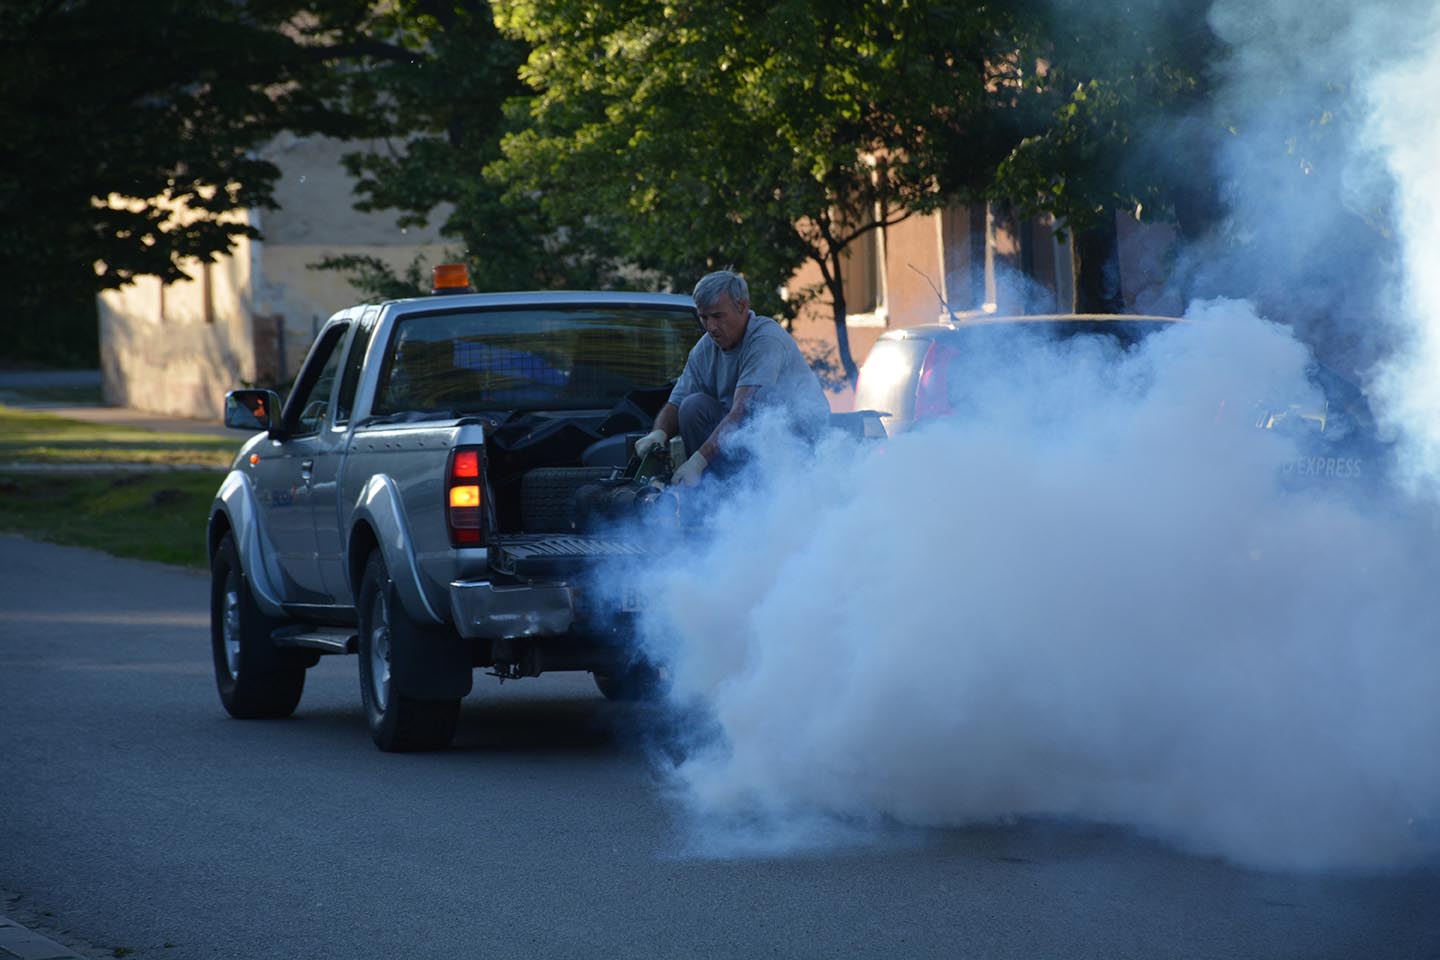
[0,0,388,362]
[492,0,1034,381]
[0,0,380,293]
[994,0,1221,237]
[318,0,626,294]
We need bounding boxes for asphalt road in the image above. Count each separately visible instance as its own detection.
[2,534,1438,960]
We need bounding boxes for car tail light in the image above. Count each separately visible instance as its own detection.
[914,340,958,419]
[446,446,484,546]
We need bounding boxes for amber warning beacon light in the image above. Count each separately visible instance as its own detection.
[431,263,473,294]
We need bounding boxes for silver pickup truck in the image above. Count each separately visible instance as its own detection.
[207,287,707,751]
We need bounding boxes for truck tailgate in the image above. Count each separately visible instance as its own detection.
[490,534,651,578]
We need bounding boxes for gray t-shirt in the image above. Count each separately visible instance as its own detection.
[669,312,831,429]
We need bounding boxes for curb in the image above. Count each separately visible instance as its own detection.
[7,405,236,439]
[0,914,89,960]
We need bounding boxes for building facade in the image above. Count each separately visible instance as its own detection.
[98,133,449,420]
[787,202,1180,409]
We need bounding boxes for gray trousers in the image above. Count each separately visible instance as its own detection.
[677,393,726,459]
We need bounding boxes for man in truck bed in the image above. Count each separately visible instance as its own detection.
[635,270,831,485]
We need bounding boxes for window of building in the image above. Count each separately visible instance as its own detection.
[939,203,986,312]
[841,203,886,323]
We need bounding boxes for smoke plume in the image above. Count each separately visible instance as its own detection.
[614,0,1440,871]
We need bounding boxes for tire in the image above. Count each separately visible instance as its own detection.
[210,531,305,719]
[593,661,664,702]
[357,552,461,752]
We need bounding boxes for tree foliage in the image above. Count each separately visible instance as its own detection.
[0,1,386,286]
[0,0,379,363]
[1,0,1230,366]
[321,0,625,294]
[492,0,1036,383]
[994,0,1222,309]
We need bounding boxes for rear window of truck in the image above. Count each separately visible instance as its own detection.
[373,305,700,414]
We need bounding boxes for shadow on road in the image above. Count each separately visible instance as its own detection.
[452,695,634,753]
[225,683,680,761]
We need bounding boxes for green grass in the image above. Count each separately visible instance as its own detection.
[0,470,222,568]
[0,404,239,568]
[0,405,239,467]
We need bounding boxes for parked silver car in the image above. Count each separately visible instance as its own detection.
[853,311,1389,493]
[854,314,1181,434]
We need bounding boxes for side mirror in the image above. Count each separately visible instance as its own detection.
[225,389,282,433]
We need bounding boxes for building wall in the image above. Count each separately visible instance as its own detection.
[883,211,949,327]
[253,241,451,385]
[98,236,257,420]
[253,133,453,378]
[99,133,451,420]
[787,205,1176,411]
[785,253,888,412]
[1117,215,1182,315]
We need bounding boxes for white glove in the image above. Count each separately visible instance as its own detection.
[635,429,668,458]
[671,450,708,487]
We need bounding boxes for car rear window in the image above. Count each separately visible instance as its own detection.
[373,305,700,414]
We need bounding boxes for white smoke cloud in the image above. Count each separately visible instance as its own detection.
[612,0,1440,871]
[1363,4,1440,493]
[627,302,1440,870]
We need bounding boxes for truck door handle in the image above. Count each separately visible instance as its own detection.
[301,458,314,479]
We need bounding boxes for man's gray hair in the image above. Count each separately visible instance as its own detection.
[692,270,749,310]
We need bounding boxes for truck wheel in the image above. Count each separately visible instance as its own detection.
[593,661,664,702]
[210,531,305,718]
[357,552,461,752]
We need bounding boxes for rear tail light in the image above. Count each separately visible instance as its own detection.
[446,446,484,546]
[914,340,958,419]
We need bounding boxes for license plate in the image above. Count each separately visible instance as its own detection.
[572,586,646,615]
[618,586,646,613]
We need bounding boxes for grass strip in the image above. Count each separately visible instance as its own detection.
[0,470,223,569]
[0,405,239,467]
[0,405,238,568]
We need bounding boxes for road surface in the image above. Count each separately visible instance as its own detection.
[1,535,1437,959]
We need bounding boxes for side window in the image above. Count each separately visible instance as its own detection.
[334,307,380,424]
[283,323,350,437]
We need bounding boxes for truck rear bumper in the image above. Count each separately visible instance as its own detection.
[448,579,577,640]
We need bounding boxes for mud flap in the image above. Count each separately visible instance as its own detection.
[390,613,474,700]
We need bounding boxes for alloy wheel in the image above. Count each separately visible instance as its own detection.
[222,576,242,680]
[368,591,392,712]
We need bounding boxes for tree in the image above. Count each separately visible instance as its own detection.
[316,0,627,296]
[492,0,1034,384]
[0,0,378,365]
[993,0,1222,312]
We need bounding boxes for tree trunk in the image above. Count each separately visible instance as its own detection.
[827,261,860,387]
[833,312,859,387]
[1071,213,1125,314]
